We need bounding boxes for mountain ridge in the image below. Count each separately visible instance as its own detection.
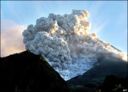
[0,51,69,92]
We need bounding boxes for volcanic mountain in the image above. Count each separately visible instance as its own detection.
[0,51,69,92]
[0,51,127,92]
[1,10,127,92]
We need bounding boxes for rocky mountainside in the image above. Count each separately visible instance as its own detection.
[67,57,128,92]
[0,51,69,92]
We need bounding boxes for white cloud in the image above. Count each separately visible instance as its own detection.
[1,20,26,57]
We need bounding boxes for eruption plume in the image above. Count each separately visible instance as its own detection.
[23,10,127,80]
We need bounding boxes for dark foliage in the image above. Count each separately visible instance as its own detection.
[99,75,128,92]
[69,75,128,92]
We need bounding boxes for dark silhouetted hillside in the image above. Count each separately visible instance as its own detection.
[0,51,127,92]
[0,51,69,92]
[67,57,128,92]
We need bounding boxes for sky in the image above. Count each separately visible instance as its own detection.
[1,1,127,57]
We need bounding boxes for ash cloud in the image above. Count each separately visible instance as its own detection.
[23,10,127,80]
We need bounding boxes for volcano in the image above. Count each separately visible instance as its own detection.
[0,51,69,92]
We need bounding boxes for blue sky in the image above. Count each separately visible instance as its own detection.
[1,1,127,53]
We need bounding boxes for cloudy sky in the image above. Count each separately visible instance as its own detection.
[1,1,127,57]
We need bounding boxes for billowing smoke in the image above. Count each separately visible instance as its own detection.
[23,10,127,80]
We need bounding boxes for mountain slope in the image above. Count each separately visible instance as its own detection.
[67,57,128,87]
[0,51,69,92]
